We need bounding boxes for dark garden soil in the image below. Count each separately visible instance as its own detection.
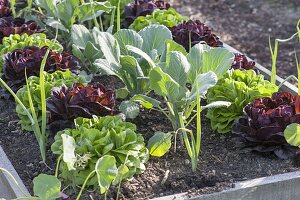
[1,90,300,200]
[173,0,300,79]
[1,0,300,200]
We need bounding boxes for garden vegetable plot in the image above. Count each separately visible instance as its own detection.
[0,0,299,199]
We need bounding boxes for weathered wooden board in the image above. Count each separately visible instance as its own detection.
[0,146,30,198]
[153,171,300,200]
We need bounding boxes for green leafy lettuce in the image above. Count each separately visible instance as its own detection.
[16,70,85,131]
[206,70,278,133]
[129,8,188,32]
[0,33,63,55]
[51,115,149,187]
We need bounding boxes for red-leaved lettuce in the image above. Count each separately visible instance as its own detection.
[170,20,223,51]
[1,46,80,94]
[233,92,300,159]
[0,0,11,17]
[231,53,255,70]
[47,83,116,132]
[122,0,171,28]
[0,17,43,42]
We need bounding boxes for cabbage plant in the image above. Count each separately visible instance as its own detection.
[72,24,174,96]
[124,42,233,171]
[33,0,114,46]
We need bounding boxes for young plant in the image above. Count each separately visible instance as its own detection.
[206,70,278,133]
[171,20,223,51]
[33,0,114,46]
[51,115,149,194]
[233,92,300,159]
[47,83,117,132]
[0,49,50,161]
[176,81,231,171]
[1,46,81,95]
[0,168,61,200]
[235,20,300,159]
[72,24,173,96]
[16,70,86,131]
[129,44,233,170]
[101,0,133,31]
[0,33,63,56]
[0,17,43,42]
[129,8,188,32]
[269,21,300,84]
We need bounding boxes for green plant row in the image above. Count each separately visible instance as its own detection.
[0,0,299,199]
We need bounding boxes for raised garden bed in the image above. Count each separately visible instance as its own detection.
[1,44,300,199]
[0,0,299,200]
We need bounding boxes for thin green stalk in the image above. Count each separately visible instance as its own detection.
[55,155,63,177]
[10,0,16,17]
[110,7,116,29]
[117,0,121,32]
[189,31,192,52]
[195,80,201,158]
[185,113,196,127]
[184,101,196,120]
[89,0,100,29]
[25,70,46,161]
[104,192,108,200]
[269,32,299,85]
[40,50,50,148]
[178,116,193,158]
[0,168,31,198]
[269,36,278,85]
[296,52,300,95]
[277,75,298,89]
[157,106,173,124]
[166,43,170,66]
[297,19,300,42]
[99,16,104,32]
[116,179,122,200]
[27,0,32,9]
[76,170,96,200]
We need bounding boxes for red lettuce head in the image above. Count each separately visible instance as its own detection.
[1,46,80,94]
[0,17,43,42]
[233,92,300,159]
[122,0,171,28]
[170,20,223,51]
[231,53,255,70]
[47,83,117,132]
[0,0,11,17]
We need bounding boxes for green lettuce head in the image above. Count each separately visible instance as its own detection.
[51,115,149,187]
[129,8,188,32]
[206,70,278,133]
